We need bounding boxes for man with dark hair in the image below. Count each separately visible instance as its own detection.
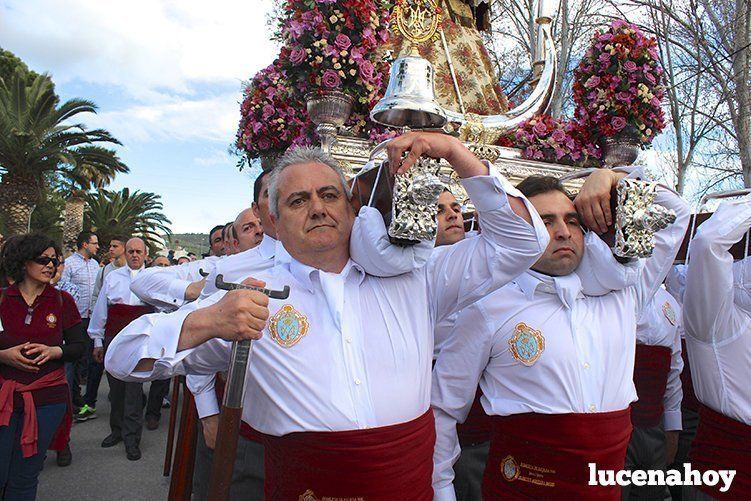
[62,231,100,410]
[76,234,129,422]
[208,225,225,257]
[432,171,689,499]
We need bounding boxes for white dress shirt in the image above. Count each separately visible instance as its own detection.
[635,287,683,431]
[89,265,147,348]
[62,252,100,318]
[130,255,221,311]
[431,181,689,499]
[683,196,751,425]
[106,170,550,436]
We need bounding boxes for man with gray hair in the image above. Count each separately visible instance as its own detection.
[107,132,549,498]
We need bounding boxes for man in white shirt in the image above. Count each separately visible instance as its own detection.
[624,287,683,499]
[89,238,154,461]
[233,208,263,252]
[77,235,129,423]
[107,131,549,499]
[208,225,225,257]
[682,196,751,499]
[431,172,689,499]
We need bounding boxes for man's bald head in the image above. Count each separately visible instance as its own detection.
[234,207,264,252]
[125,237,147,270]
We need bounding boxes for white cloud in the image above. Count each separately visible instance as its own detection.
[1,0,277,97]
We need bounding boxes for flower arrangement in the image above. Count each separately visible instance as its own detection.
[572,20,666,145]
[515,115,601,166]
[276,0,392,105]
[235,60,313,160]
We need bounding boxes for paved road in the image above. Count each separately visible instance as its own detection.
[38,379,172,500]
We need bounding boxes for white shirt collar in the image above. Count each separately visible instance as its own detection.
[287,257,365,293]
[517,270,584,308]
[258,234,277,260]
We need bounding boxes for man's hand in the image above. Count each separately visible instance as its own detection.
[201,414,219,450]
[178,279,270,351]
[573,169,628,233]
[184,277,207,302]
[0,343,39,372]
[386,131,486,178]
[92,346,104,364]
[665,430,679,465]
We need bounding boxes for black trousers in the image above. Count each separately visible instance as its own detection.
[145,379,171,420]
[104,337,144,447]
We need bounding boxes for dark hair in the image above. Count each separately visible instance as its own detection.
[516,176,571,199]
[208,225,224,246]
[253,170,271,204]
[76,231,97,249]
[1,233,62,284]
[110,235,129,245]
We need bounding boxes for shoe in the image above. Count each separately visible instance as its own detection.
[74,404,97,422]
[146,415,159,431]
[101,434,123,448]
[56,445,72,467]
[162,397,171,409]
[126,444,141,461]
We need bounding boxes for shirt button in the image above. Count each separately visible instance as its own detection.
[345,337,352,344]
[589,404,596,412]
[354,378,361,385]
[583,362,590,369]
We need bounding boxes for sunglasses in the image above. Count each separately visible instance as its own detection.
[32,256,60,268]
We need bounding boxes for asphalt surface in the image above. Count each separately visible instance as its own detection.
[37,378,172,500]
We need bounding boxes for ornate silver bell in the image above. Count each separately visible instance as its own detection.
[370,53,447,129]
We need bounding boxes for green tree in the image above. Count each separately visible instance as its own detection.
[0,71,128,235]
[0,47,44,88]
[83,188,172,258]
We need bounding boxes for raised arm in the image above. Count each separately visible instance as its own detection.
[684,197,751,343]
[432,303,495,501]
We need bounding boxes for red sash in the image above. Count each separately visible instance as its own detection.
[104,304,154,340]
[483,409,632,500]
[631,344,671,427]
[0,368,70,457]
[259,410,435,500]
[213,374,261,443]
[458,389,492,446]
[689,405,751,498]
[680,339,700,412]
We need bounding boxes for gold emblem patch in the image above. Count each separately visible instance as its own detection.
[45,313,57,329]
[269,305,309,348]
[508,322,545,366]
[501,455,520,482]
[662,301,676,325]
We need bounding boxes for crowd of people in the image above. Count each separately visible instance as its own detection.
[0,131,748,499]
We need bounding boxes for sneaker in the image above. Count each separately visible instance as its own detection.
[56,444,72,467]
[74,404,97,422]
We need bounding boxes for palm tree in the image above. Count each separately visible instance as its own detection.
[83,188,172,256]
[60,146,128,252]
[0,70,128,235]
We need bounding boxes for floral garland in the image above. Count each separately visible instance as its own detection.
[572,20,666,145]
[515,115,601,167]
[235,60,313,159]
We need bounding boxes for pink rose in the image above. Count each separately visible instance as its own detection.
[258,137,271,150]
[358,60,375,82]
[334,34,351,50]
[532,121,548,136]
[623,61,638,72]
[585,76,601,89]
[611,116,627,131]
[262,104,275,120]
[321,69,341,89]
[551,129,567,143]
[290,47,306,65]
[598,52,612,64]
[644,72,657,85]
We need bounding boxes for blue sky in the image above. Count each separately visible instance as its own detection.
[1,0,277,233]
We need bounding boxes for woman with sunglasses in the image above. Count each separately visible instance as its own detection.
[0,233,86,499]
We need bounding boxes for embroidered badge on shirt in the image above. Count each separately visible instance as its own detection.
[662,301,676,325]
[46,313,57,329]
[270,304,309,348]
[501,455,520,482]
[508,322,545,366]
